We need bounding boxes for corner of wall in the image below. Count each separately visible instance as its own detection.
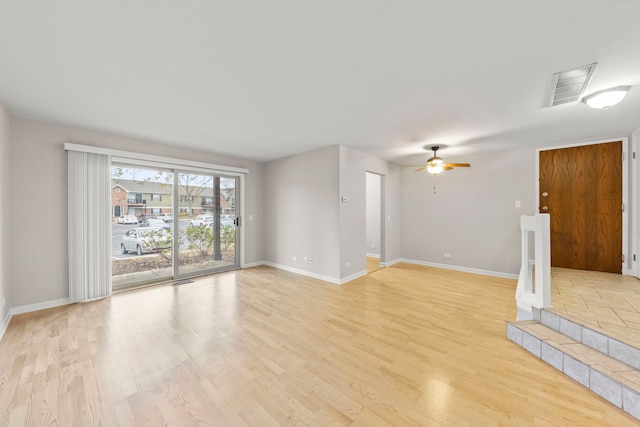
[0,308,12,342]
[0,100,12,329]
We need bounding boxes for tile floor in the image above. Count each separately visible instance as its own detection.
[548,267,640,348]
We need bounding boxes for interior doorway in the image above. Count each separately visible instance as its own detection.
[366,172,384,274]
[539,141,623,273]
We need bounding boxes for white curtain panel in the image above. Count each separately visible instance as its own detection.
[68,150,112,302]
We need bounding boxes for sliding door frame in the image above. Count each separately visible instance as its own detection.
[172,169,241,280]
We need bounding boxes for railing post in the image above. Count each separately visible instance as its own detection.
[535,213,551,308]
[516,213,551,319]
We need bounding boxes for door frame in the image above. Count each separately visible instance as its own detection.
[172,169,244,280]
[536,136,630,274]
[632,128,640,278]
[365,171,385,265]
[109,152,247,287]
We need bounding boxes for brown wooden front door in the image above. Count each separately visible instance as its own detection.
[539,141,622,273]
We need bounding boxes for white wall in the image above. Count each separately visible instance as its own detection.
[339,146,402,278]
[9,117,265,308]
[264,146,341,280]
[401,147,536,276]
[0,102,11,329]
[366,172,381,256]
[263,145,400,282]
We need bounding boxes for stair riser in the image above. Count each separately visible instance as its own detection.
[507,323,640,420]
[536,309,640,370]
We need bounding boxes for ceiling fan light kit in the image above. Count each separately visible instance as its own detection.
[582,86,631,109]
[418,146,470,175]
[426,163,444,174]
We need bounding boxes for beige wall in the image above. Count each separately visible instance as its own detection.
[339,146,402,278]
[0,102,11,325]
[9,117,265,307]
[263,145,401,282]
[264,146,341,280]
[400,147,536,276]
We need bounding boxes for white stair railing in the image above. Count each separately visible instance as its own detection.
[515,214,551,320]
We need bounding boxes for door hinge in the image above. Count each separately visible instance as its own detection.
[622,203,625,212]
[623,254,625,263]
[634,254,636,262]
[634,152,636,160]
[622,152,625,161]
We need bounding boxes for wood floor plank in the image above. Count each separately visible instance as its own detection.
[1,263,638,425]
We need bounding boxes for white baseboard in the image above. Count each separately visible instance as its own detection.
[263,262,341,285]
[366,253,380,258]
[263,262,367,285]
[400,258,518,280]
[11,297,70,315]
[0,309,12,342]
[339,270,367,284]
[242,260,266,268]
[381,258,402,267]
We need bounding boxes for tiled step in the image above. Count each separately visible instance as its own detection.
[507,320,640,421]
[535,307,640,370]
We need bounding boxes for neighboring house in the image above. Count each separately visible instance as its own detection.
[111,179,231,218]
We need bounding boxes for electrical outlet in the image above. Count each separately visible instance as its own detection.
[370,244,376,248]
[346,262,351,268]
[308,257,314,263]
[292,256,297,262]
[444,253,452,258]
[304,256,308,262]
[515,201,521,208]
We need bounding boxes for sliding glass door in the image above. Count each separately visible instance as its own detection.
[111,163,240,289]
[174,171,239,278]
[111,164,174,289]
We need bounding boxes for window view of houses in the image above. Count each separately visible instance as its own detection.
[111,165,238,288]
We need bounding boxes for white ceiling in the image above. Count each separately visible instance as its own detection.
[1,1,639,164]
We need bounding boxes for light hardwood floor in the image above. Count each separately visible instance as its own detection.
[366,256,384,274]
[1,264,638,426]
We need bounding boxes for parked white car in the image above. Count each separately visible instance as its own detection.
[157,213,173,222]
[120,227,170,256]
[190,214,213,226]
[117,215,138,224]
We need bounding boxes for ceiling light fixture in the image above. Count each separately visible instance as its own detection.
[582,86,631,109]
[426,156,444,175]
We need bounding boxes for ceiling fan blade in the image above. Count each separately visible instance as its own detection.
[414,166,426,172]
[442,165,453,170]
[445,163,471,167]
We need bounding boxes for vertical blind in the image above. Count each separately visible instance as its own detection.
[68,151,111,302]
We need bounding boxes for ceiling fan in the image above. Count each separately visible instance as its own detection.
[413,146,471,174]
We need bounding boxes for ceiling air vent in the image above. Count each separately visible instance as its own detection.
[548,63,597,107]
